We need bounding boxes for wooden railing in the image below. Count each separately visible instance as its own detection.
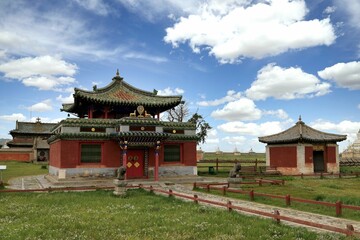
[197,158,265,173]
[194,182,360,217]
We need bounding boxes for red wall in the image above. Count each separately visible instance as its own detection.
[0,152,32,162]
[50,140,122,168]
[327,146,336,163]
[269,146,297,168]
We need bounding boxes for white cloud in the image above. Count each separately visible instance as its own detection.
[323,6,336,14]
[56,92,74,104]
[318,61,360,90]
[222,136,247,145]
[27,99,53,112]
[164,0,336,63]
[73,0,111,16]
[0,113,26,122]
[0,55,77,91]
[0,1,117,59]
[246,63,331,100]
[197,90,241,106]
[123,52,168,63]
[116,0,202,22]
[211,97,262,121]
[335,0,360,29]
[263,109,289,119]
[157,87,185,96]
[217,121,288,136]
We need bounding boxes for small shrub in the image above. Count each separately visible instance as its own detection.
[40,165,48,169]
[314,195,326,201]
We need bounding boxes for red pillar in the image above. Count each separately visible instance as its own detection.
[154,141,160,181]
[122,141,128,180]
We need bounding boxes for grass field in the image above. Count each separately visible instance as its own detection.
[0,161,48,188]
[0,189,347,240]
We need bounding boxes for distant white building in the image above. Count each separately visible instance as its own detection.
[342,130,360,160]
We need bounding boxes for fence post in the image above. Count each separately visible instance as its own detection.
[139,184,143,189]
[222,186,227,196]
[150,185,154,193]
[169,189,173,197]
[285,194,291,206]
[194,194,198,204]
[273,210,281,224]
[193,182,197,190]
[227,200,232,212]
[249,190,254,201]
[255,158,258,171]
[258,179,262,186]
[281,179,285,185]
[301,173,304,179]
[336,201,342,217]
[216,158,219,173]
[346,224,354,236]
[206,184,210,192]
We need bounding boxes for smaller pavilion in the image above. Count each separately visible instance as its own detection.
[341,130,360,160]
[259,117,347,175]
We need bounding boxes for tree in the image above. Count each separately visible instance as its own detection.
[188,113,212,145]
[166,102,189,122]
[165,102,211,144]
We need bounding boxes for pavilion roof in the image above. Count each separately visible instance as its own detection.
[258,118,347,144]
[62,71,182,114]
[10,120,57,135]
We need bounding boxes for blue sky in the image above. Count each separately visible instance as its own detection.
[0,0,359,153]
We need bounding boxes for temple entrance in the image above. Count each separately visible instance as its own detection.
[313,151,325,173]
[126,150,144,179]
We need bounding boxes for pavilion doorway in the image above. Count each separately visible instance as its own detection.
[313,151,325,173]
[126,150,145,179]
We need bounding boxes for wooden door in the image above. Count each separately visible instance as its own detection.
[126,150,144,179]
[313,151,325,173]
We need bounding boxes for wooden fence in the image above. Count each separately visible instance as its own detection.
[139,185,359,237]
[197,158,265,173]
[194,182,360,217]
[1,185,359,236]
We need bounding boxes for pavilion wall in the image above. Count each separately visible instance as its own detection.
[266,143,340,175]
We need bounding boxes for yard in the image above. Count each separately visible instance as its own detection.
[0,189,347,240]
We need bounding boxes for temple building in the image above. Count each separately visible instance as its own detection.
[341,130,360,160]
[258,117,347,175]
[1,118,57,162]
[48,71,198,180]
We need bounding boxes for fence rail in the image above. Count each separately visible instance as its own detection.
[194,182,360,217]
[197,158,265,173]
[139,185,360,237]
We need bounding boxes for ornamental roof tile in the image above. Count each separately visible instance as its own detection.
[258,118,347,144]
[62,73,182,113]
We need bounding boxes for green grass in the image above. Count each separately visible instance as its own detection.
[0,161,48,187]
[0,189,347,240]
[203,152,265,161]
[197,177,360,221]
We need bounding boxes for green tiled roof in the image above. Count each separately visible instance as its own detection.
[48,132,112,143]
[62,74,182,113]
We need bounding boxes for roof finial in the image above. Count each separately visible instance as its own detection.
[116,69,119,76]
[299,115,302,121]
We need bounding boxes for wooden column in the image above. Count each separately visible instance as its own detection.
[154,141,160,181]
[122,141,128,180]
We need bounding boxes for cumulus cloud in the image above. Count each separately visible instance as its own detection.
[246,63,331,100]
[323,6,336,15]
[157,87,185,96]
[211,97,262,121]
[0,55,77,91]
[197,90,241,106]
[56,92,74,104]
[0,113,26,122]
[318,61,360,90]
[164,0,336,63]
[27,99,53,112]
[335,0,360,29]
[217,121,288,137]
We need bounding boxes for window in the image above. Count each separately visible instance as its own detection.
[81,144,101,163]
[164,145,181,162]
